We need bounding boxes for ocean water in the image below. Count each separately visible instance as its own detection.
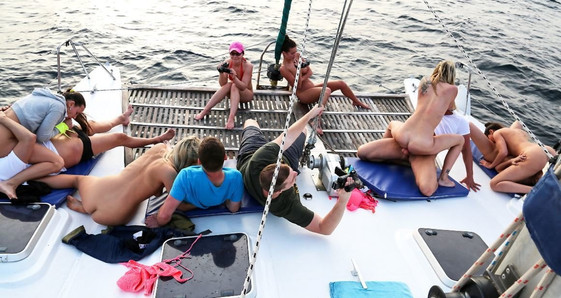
[1,0,559,145]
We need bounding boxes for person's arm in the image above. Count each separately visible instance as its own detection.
[145,194,182,228]
[230,63,253,91]
[304,177,353,235]
[36,108,65,142]
[225,200,241,213]
[459,134,480,191]
[225,172,244,213]
[273,105,323,148]
[218,60,229,86]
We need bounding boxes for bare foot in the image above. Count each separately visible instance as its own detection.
[156,129,176,143]
[438,176,456,188]
[66,195,87,214]
[194,112,206,120]
[0,181,17,199]
[225,119,235,130]
[118,104,134,126]
[354,102,371,109]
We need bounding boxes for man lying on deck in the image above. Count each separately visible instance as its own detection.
[236,105,355,235]
[145,136,243,227]
[37,136,201,226]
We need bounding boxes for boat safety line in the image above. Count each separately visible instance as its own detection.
[241,0,315,295]
[423,0,554,160]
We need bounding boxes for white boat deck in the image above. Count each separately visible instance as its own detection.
[1,65,554,298]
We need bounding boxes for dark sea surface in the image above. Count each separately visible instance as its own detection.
[1,0,559,145]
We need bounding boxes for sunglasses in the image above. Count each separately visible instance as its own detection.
[230,51,242,56]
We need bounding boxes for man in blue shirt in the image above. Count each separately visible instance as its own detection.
[145,136,243,227]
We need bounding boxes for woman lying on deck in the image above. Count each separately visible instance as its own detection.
[0,89,86,199]
[48,105,175,168]
[470,121,557,194]
[38,136,200,226]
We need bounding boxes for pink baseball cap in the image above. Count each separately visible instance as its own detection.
[229,41,244,54]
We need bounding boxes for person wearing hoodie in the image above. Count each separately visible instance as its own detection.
[0,88,85,199]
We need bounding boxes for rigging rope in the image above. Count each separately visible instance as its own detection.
[241,0,315,296]
[423,0,554,160]
[310,0,354,137]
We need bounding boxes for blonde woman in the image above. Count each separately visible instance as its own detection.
[38,136,200,226]
[358,61,464,193]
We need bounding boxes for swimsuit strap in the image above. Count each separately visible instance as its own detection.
[229,58,245,79]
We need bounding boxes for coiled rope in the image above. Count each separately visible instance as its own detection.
[241,0,315,296]
[423,0,554,160]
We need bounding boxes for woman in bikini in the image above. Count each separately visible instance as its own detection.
[49,105,176,168]
[195,41,254,130]
[38,135,200,226]
[279,35,370,133]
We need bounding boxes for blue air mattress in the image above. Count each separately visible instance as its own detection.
[346,157,468,200]
[0,154,103,207]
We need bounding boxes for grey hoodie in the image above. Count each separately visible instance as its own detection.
[11,88,67,143]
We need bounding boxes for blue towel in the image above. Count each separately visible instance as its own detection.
[330,281,413,298]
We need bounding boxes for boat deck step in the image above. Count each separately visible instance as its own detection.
[124,87,413,165]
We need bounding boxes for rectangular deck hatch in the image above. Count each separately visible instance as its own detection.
[414,228,491,287]
[0,203,54,262]
[154,233,254,298]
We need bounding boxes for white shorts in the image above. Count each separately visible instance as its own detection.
[0,151,29,181]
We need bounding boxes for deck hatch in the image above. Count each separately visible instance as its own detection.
[0,203,54,262]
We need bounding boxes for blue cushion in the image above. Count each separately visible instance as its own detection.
[180,159,263,218]
[346,157,468,200]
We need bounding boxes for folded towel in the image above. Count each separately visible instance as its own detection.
[330,281,413,298]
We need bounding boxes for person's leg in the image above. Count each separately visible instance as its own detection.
[409,154,438,196]
[37,174,93,213]
[325,80,370,109]
[490,165,534,194]
[296,87,326,105]
[2,144,64,198]
[236,120,268,168]
[469,122,497,162]
[357,138,408,162]
[437,135,465,187]
[89,129,175,155]
[226,84,241,130]
[195,83,232,120]
[88,104,134,134]
[282,132,306,172]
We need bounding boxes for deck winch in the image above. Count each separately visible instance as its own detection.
[307,153,346,195]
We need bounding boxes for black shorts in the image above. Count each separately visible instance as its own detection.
[238,126,306,172]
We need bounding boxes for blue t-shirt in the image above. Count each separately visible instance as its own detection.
[170,166,243,209]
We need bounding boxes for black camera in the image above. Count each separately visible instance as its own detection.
[217,62,231,74]
[332,167,363,192]
[294,60,310,68]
